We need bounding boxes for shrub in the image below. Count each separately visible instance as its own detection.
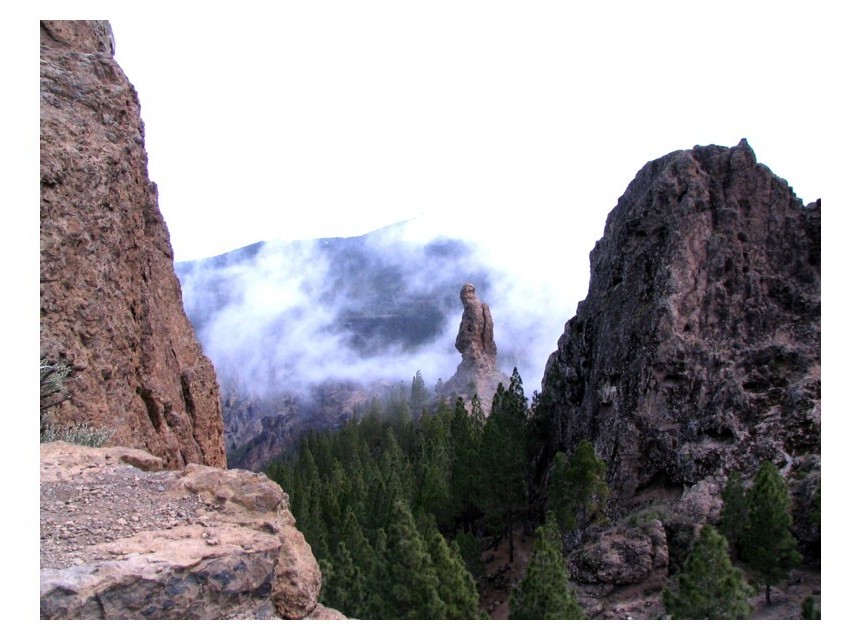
[40,358,113,447]
[663,525,753,619]
[40,422,114,447]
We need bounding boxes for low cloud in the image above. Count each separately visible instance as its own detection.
[178,217,594,404]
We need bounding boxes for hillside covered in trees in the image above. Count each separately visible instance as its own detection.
[266,366,818,619]
[266,370,593,618]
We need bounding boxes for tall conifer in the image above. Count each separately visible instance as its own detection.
[742,461,801,605]
[384,500,445,619]
[509,516,584,619]
[663,525,752,619]
[478,370,529,562]
[426,531,481,619]
[719,471,748,561]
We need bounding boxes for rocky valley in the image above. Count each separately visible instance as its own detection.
[40,19,820,621]
[174,226,503,469]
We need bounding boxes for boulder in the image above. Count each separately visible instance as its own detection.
[39,442,334,619]
[571,520,668,588]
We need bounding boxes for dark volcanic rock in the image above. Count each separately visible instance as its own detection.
[541,140,820,534]
[40,20,226,468]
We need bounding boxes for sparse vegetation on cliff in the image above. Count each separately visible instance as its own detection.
[40,358,113,447]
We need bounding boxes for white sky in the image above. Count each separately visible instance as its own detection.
[103,2,834,263]
[13,1,860,627]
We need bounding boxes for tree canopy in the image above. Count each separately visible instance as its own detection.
[663,525,752,619]
[509,516,584,619]
[742,461,802,606]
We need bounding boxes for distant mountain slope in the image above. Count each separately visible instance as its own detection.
[175,222,499,467]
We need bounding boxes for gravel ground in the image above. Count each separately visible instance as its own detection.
[40,462,220,570]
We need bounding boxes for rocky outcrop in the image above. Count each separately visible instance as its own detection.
[571,520,669,589]
[541,140,821,614]
[540,141,819,557]
[442,284,509,409]
[40,20,225,468]
[40,441,343,619]
[542,140,821,617]
[569,519,669,618]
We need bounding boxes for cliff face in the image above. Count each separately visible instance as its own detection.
[40,20,226,468]
[542,141,820,511]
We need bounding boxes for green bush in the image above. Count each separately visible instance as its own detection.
[40,358,113,447]
[40,422,114,447]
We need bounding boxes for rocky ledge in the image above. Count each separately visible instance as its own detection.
[39,441,344,620]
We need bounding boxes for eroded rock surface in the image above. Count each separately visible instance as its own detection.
[542,140,819,508]
[442,284,509,409]
[569,519,669,618]
[40,20,225,468]
[40,442,342,620]
[538,141,819,609]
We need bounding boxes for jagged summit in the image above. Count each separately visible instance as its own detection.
[540,138,819,522]
[442,283,510,410]
[530,140,820,614]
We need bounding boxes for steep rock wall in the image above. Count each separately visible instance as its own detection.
[541,141,820,514]
[40,20,226,468]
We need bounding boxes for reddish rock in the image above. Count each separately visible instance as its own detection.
[442,284,509,410]
[40,442,330,619]
[40,20,225,468]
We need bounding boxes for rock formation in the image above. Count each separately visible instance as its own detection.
[40,441,345,620]
[540,140,820,553]
[442,284,509,409]
[40,20,225,468]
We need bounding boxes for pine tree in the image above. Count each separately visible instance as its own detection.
[340,507,374,576]
[410,370,429,418]
[363,528,391,619]
[323,541,366,617]
[662,525,753,619]
[469,393,486,426]
[414,412,453,525]
[302,476,331,562]
[719,471,748,560]
[384,500,445,619]
[454,529,484,581]
[477,371,529,563]
[547,451,576,533]
[568,439,609,529]
[509,516,584,619]
[426,531,481,619]
[450,397,483,530]
[742,460,802,606]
